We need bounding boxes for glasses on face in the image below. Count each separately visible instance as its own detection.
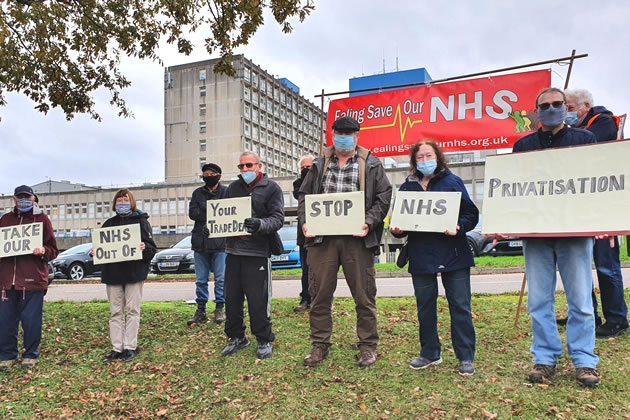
[237,162,259,170]
[538,101,564,111]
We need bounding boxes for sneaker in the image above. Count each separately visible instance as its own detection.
[596,322,630,338]
[221,337,250,356]
[304,346,329,367]
[187,308,208,326]
[256,342,273,359]
[213,307,226,324]
[293,301,310,313]
[0,359,17,371]
[528,364,556,383]
[458,360,475,376]
[21,358,39,369]
[357,349,377,368]
[409,356,442,370]
[120,349,137,362]
[576,367,600,387]
[103,350,123,364]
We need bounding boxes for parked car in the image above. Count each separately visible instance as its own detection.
[51,243,99,280]
[466,221,523,257]
[150,236,195,274]
[271,225,301,270]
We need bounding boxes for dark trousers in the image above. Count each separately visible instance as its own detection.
[307,236,378,350]
[412,268,476,361]
[0,290,45,361]
[299,247,311,304]
[224,254,274,343]
[593,237,628,326]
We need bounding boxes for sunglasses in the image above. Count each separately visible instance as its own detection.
[237,162,259,170]
[538,101,564,111]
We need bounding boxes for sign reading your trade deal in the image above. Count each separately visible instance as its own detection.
[92,224,142,264]
[0,222,43,258]
[206,197,252,238]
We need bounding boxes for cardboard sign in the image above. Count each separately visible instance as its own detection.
[305,191,365,236]
[482,140,630,236]
[206,197,251,238]
[92,224,142,264]
[390,191,461,233]
[0,222,43,257]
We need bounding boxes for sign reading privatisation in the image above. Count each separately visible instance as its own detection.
[327,70,550,156]
[389,191,461,233]
[305,191,365,236]
[0,222,43,258]
[206,197,251,238]
[482,140,630,237]
[92,224,142,264]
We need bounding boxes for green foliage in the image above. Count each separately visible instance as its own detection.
[0,0,314,120]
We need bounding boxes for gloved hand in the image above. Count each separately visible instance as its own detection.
[243,218,262,233]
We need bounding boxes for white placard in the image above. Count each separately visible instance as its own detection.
[206,197,252,238]
[0,222,43,257]
[92,224,142,264]
[305,191,365,236]
[390,191,461,233]
[482,140,630,236]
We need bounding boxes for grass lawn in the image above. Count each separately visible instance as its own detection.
[1,293,629,418]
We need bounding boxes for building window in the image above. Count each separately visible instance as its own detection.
[252,72,258,87]
[59,204,65,219]
[160,199,168,215]
[260,78,266,91]
[244,123,251,137]
[252,125,258,140]
[88,203,95,219]
[136,200,142,212]
[200,140,206,152]
[200,157,207,168]
[260,96,266,108]
[199,104,206,116]
[152,200,160,216]
[252,108,258,123]
[169,199,177,215]
[244,86,250,101]
[178,198,186,215]
[244,67,251,82]
[81,203,87,218]
[200,86,206,97]
[252,90,258,104]
[474,180,485,203]
[244,104,251,119]
[199,69,206,81]
[200,122,206,134]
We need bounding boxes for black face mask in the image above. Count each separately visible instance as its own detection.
[300,167,310,179]
[203,175,221,188]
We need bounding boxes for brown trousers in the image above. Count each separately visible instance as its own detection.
[307,236,378,350]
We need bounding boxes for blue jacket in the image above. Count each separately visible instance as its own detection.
[576,105,618,142]
[513,126,596,152]
[397,169,479,275]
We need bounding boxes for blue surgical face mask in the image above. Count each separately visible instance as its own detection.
[115,203,132,216]
[538,105,567,127]
[16,198,33,213]
[241,171,257,184]
[416,159,437,176]
[565,111,578,126]
[333,134,355,151]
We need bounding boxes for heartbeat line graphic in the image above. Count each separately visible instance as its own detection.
[360,104,423,143]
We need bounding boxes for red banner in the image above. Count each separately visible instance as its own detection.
[326,70,551,155]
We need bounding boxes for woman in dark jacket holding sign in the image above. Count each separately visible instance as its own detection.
[97,189,157,364]
[390,140,479,376]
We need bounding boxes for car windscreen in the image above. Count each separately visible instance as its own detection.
[278,226,296,242]
[172,236,192,249]
[59,243,92,256]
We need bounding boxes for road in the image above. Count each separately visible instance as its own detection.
[45,269,630,302]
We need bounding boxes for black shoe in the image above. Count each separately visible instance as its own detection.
[256,342,273,359]
[596,322,630,338]
[187,308,208,326]
[221,337,250,356]
[120,349,137,362]
[556,317,568,326]
[103,350,123,364]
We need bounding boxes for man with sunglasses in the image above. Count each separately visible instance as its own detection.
[220,151,284,360]
[512,88,600,387]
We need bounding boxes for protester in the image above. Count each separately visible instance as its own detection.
[390,140,479,376]
[187,163,228,326]
[99,189,157,364]
[221,151,284,359]
[0,185,58,370]
[292,154,314,313]
[510,87,600,387]
[298,116,392,368]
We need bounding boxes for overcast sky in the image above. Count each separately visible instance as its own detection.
[1,0,628,195]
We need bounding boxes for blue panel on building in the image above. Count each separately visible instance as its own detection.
[349,68,432,97]
[280,78,300,95]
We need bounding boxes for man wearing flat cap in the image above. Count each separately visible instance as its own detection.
[298,116,392,368]
[187,163,229,326]
[0,185,58,371]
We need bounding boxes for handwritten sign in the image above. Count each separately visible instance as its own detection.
[206,197,251,238]
[390,191,461,233]
[0,222,43,258]
[305,191,365,236]
[92,224,142,264]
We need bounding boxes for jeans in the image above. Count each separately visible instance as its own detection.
[194,251,226,310]
[0,290,45,360]
[524,237,598,368]
[299,247,311,304]
[412,268,476,361]
[593,237,628,326]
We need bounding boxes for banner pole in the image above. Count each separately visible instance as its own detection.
[563,49,577,90]
[320,88,325,156]
[514,273,527,327]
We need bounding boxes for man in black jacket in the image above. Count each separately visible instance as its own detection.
[187,163,229,326]
[292,154,314,313]
[221,152,284,360]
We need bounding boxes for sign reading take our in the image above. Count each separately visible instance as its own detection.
[0,222,43,258]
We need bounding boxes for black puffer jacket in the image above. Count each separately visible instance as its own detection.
[189,183,229,253]
[99,210,157,285]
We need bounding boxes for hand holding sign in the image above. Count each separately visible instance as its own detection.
[33,247,45,256]
[91,224,142,264]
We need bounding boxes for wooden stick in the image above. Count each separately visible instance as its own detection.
[514,273,527,327]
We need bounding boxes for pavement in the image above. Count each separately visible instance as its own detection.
[45,268,630,302]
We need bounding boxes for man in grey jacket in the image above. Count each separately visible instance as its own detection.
[298,116,392,368]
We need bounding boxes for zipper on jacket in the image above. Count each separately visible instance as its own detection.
[12,214,24,287]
